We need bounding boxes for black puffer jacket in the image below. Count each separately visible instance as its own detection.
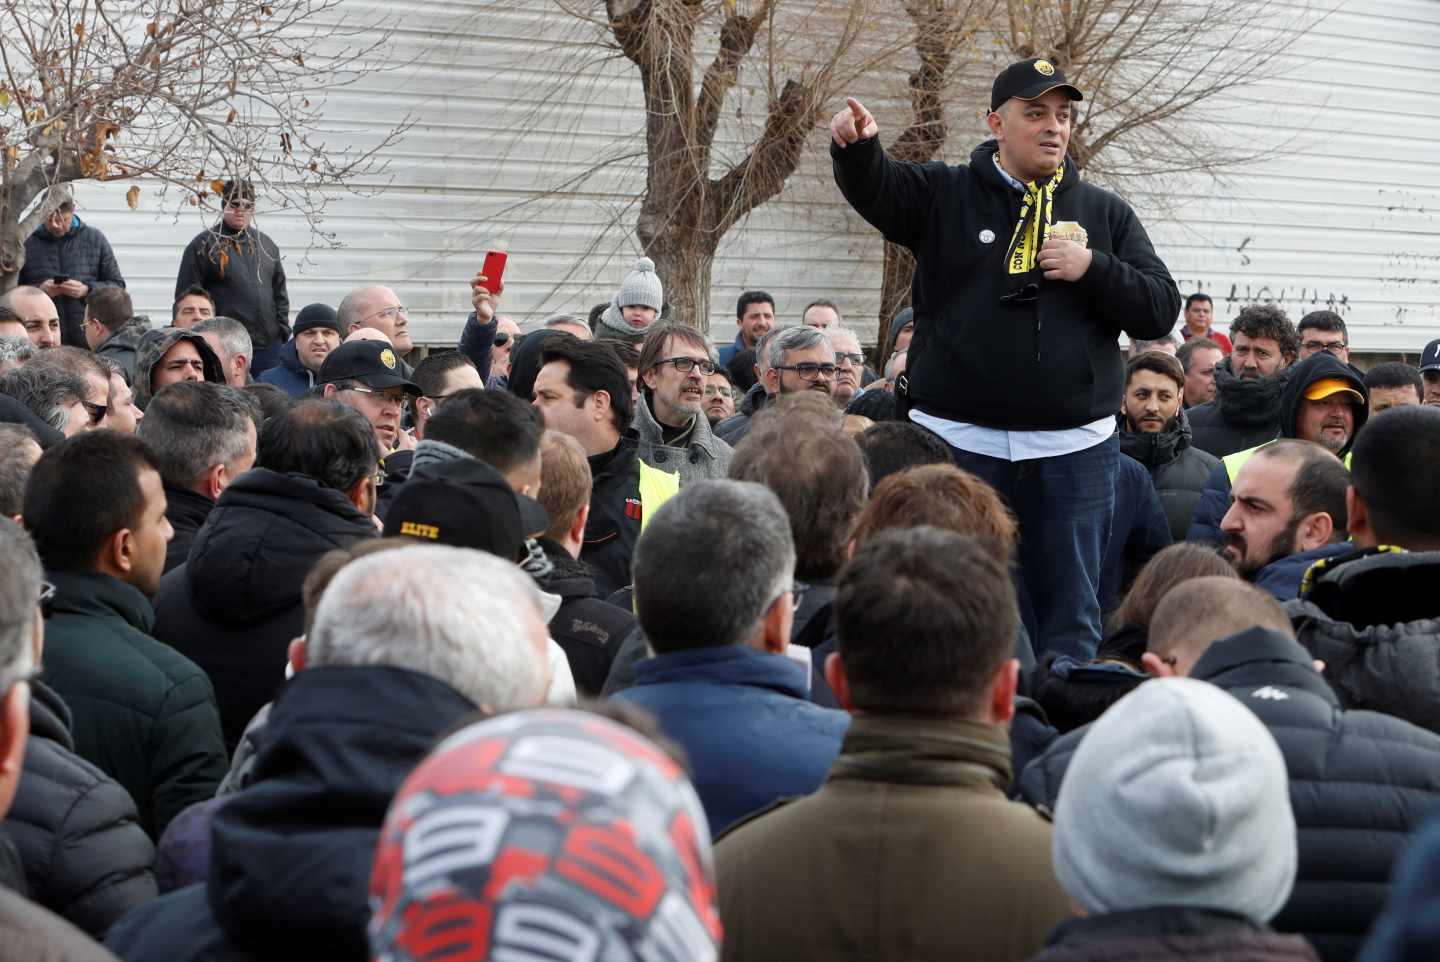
[18,216,125,346]
[2,681,156,938]
[152,469,376,751]
[104,666,480,962]
[1020,628,1440,962]
[174,222,289,349]
[580,437,647,599]
[1028,907,1319,962]
[1289,549,1440,735]
[1186,359,1290,458]
[535,540,636,697]
[161,485,214,575]
[1117,409,1219,542]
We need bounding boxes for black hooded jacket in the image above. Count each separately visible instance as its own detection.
[1117,407,1220,541]
[161,485,215,575]
[535,539,638,697]
[174,221,289,349]
[832,137,1179,430]
[152,469,377,751]
[2,680,156,938]
[1019,628,1440,962]
[104,666,479,962]
[1187,358,1291,458]
[1187,352,1368,545]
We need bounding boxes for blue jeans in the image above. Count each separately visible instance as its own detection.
[948,434,1118,661]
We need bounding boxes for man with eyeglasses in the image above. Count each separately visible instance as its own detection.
[1296,310,1350,363]
[18,184,127,348]
[704,369,737,425]
[719,325,836,445]
[829,327,866,409]
[337,285,415,358]
[319,340,423,454]
[633,322,734,484]
[0,286,63,351]
[175,179,290,377]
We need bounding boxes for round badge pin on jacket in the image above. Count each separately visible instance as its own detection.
[979,229,996,244]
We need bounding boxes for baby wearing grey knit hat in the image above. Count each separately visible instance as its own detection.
[596,256,664,343]
[1034,678,1315,961]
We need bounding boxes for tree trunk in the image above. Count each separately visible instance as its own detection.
[647,235,718,332]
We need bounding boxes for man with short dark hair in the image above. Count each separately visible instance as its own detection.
[615,480,848,836]
[532,337,678,596]
[1176,335,1224,408]
[703,368,736,425]
[174,180,289,375]
[137,382,260,573]
[2,285,62,350]
[1289,406,1440,735]
[717,527,1071,962]
[152,399,380,750]
[26,432,226,837]
[1189,349,1368,544]
[854,420,952,490]
[1179,292,1231,353]
[1297,310,1349,362]
[1218,440,1352,600]
[634,322,732,483]
[257,303,342,398]
[84,287,145,384]
[319,339,423,454]
[132,328,226,410]
[1187,304,1301,458]
[719,290,775,365]
[1022,576,1440,962]
[171,285,214,329]
[1119,350,1219,540]
[410,352,483,441]
[18,185,126,348]
[193,316,253,387]
[1365,361,1423,413]
[802,298,842,329]
[96,357,142,434]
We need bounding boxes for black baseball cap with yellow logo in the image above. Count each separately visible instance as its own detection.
[382,458,550,563]
[990,57,1084,112]
[317,339,422,395]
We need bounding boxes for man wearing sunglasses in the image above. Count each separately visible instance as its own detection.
[174,179,290,378]
[634,322,734,484]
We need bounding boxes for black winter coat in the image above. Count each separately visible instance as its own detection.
[1289,549,1440,735]
[152,469,377,752]
[1186,359,1289,459]
[1117,410,1219,542]
[1099,454,1172,613]
[39,571,227,840]
[535,541,636,697]
[833,137,1179,430]
[161,485,214,575]
[3,681,156,938]
[1029,907,1319,962]
[104,666,480,962]
[18,216,125,346]
[1020,628,1440,962]
[581,438,647,599]
[174,222,289,348]
[715,382,769,445]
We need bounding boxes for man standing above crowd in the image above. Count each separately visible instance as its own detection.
[1187,304,1299,458]
[1176,335,1223,408]
[719,290,775,366]
[174,180,289,376]
[633,322,732,483]
[1178,292,1231,353]
[19,186,126,348]
[1118,351,1219,541]
[831,59,1180,658]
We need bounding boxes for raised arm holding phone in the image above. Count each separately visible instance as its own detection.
[830,60,1181,660]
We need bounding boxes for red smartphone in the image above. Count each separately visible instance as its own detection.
[480,250,508,293]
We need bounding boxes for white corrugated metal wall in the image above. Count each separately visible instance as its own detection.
[57,0,1440,354]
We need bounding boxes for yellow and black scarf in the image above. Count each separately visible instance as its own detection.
[1004,164,1064,275]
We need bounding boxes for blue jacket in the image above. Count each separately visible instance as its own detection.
[1254,543,1354,601]
[254,339,313,398]
[613,644,848,837]
[1360,812,1440,962]
[717,331,748,367]
[1099,453,1172,612]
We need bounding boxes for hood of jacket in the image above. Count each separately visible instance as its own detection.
[207,665,478,959]
[1277,351,1369,455]
[96,316,151,360]
[1298,547,1440,628]
[830,712,1014,792]
[183,468,375,624]
[132,327,226,409]
[534,538,601,600]
[27,679,75,752]
[737,381,768,418]
[1211,357,1291,431]
[1117,406,1195,469]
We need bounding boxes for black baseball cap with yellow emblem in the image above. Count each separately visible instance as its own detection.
[990,57,1084,112]
[317,339,422,395]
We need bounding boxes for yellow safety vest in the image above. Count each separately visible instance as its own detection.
[1224,442,1351,483]
[636,460,680,532]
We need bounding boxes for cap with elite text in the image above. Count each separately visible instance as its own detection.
[382,458,549,562]
[317,339,420,394]
[991,58,1084,113]
[1420,339,1440,373]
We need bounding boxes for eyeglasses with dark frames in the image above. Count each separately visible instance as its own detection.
[774,362,838,381]
[835,352,866,367]
[655,356,717,376]
[82,400,108,424]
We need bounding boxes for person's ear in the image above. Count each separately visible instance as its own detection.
[763,367,780,395]
[986,108,1005,140]
[824,652,853,713]
[105,527,137,579]
[759,592,791,655]
[989,657,1018,724]
[641,368,659,392]
[201,462,227,501]
[349,475,376,515]
[568,501,590,546]
[322,383,338,399]
[1346,486,1373,546]
[1141,651,1178,677]
[1296,511,1334,551]
[287,637,308,674]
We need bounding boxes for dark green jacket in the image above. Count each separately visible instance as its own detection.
[39,570,227,839]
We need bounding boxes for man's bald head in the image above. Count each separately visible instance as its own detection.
[1148,577,1295,675]
[337,285,411,353]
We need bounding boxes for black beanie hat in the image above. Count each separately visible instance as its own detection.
[293,303,341,336]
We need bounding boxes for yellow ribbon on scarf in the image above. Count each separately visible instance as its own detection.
[1004,165,1064,274]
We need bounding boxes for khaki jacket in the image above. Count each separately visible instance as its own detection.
[715,714,1071,962]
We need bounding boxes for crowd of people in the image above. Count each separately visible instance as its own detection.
[0,55,1436,962]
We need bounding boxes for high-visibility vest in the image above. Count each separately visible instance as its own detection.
[1223,441,1351,483]
[636,459,680,532]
